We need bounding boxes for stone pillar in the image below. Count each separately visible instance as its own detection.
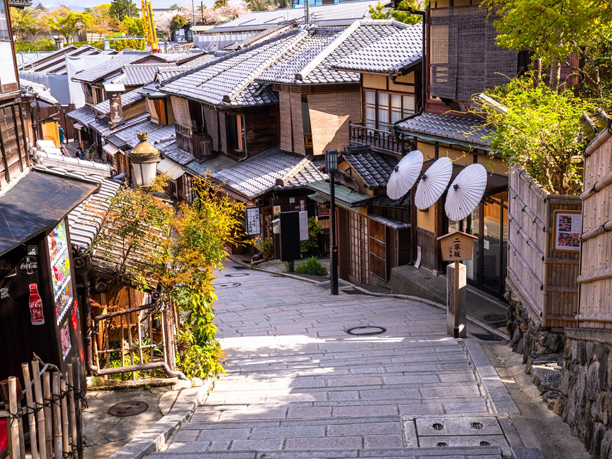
[447,262,467,338]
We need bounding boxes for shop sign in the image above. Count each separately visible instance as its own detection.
[19,256,39,275]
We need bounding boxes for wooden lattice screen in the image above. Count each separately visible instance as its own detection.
[429,6,517,101]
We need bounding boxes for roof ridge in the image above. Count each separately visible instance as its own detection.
[295,20,362,81]
[223,29,311,104]
[159,28,301,89]
[278,156,311,186]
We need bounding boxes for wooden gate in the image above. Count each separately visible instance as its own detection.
[1,356,84,459]
[369,219,387,283]
[348,212,370,284]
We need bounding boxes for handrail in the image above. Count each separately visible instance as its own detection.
[349,123,406,155]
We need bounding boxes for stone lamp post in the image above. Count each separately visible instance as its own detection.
[129,132,161,188]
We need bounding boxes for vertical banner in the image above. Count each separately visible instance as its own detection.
[299,211,308,241]
[246,207,261,235]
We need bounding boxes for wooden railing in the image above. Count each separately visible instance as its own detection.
[2,355,84,458]
[175,123,192,153]
[92,301,186,380]
[349,123,407,156]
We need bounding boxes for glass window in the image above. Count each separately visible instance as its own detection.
[0,2,9,41]
[403,95,416,116]
[365,90,416,131]
[364,90,376,129]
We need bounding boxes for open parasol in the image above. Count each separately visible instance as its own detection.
[415,157,453,210]
[386,150,424,200]
[444,163,488,221]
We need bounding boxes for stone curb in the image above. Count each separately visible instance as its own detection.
[227,255,322,284]
[464,339,520,415]
[107,378,214,459]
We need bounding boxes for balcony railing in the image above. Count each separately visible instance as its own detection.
[349,123,408,156]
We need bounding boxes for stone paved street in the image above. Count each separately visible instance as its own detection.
[150,264,515,458]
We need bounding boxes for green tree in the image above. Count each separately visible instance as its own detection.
[481,0,612,94]
[93,175,245,378]
[473,75,595,195]
[369,0,425,25]
[45,7,92,44]
[108,0,138,21]
[121,16,143,36]
[368,2,390,19]
[170,13,187,32]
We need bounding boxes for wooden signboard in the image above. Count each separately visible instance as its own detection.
[552,209,581,252]
[437,231,478,262]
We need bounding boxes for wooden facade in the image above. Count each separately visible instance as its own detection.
[507,168,581,328]
[577,131,612,329]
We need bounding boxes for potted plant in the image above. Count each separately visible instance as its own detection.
[254,237,272,260]
[300,217,323,257]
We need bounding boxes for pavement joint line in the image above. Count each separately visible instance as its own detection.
[108,378,215,459]
[227,255,510,341]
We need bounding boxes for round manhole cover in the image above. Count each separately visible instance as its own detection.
[225,273,249,278]
[346,326,387,336]
[483,314,507,322]
[219,282,241,288]
[108,401,149,417]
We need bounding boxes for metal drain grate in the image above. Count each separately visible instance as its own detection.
[218,282,241,288]
[346,326,387,336]
[108,401,149,417]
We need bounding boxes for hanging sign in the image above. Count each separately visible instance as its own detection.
[109,93,123,126]
[289,197,295,204]
[27,245,38,256]
[273,205,281,216]
[300,200,305,211]
[415,246,422,268]
[19,256,39,275]
[0,287,8,299]
[553,210,581,252]
[299,211,309,241]
[246,207,261,236]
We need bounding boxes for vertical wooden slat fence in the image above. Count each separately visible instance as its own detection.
[1,356,85,459]
[577,132,612,329]
[507,167,581,328]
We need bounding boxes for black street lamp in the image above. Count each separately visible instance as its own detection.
[325,149,339,295]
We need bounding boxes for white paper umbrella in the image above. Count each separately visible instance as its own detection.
[386,150,424,200]
[415,157,453,210]
[445,163,488,221]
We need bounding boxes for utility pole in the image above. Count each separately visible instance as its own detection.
[192,0,196,25]
[201,1,204,23]
[305,0,309,23]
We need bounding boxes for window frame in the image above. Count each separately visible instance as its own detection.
[363,88,416,132]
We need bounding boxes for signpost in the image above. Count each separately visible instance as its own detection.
[437,231,478,339]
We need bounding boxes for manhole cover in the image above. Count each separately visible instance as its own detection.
[108,401,149,417]
[483,314,506,323]
[346,326,387,336]
[218,282,241,288]
[225,273,249,277]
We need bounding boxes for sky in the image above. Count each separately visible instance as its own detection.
[42,0,217,11]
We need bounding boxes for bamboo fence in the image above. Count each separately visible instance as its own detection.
[1,355,84,459]
[578,133,612,329]
[508,167,581,328]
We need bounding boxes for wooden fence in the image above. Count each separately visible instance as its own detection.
[507,167,581,328]
[1,356,84,459]
[578,131,612,329]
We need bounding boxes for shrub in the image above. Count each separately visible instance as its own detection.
[15,39,55,52]
[295,257,328,276]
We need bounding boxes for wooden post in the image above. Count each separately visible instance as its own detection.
[31,360,48,459]
[454,260,460,339]
[67,364,77,453]
[73,358,84,459]
[21,363,39,459]
[52,372,62,458]
[7,377,21,459]
[60,378,70,455]
[42,372,53,456]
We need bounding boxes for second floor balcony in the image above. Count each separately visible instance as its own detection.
[349,123,409,157]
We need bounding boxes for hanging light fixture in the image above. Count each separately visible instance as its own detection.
[129,132,161,187]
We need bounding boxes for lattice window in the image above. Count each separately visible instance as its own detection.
[348,212,370,284]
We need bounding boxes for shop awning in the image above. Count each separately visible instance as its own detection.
[157,158,185,179]
[103,143,119,155]
[73,122,85,129]
[368,213,410,230]
[307,180,375,208]
[0,169,100,257]
[308,192,329,204]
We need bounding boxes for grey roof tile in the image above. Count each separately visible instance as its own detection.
[343,146,396,189]
[397,112,493,147]
[89,112,150,137]
[93,88,144,116]
[333,23,422,74]
[66,105,96,126]
[212,148,327,198]
[113,121,176,149]
[72,54,148,83]
[105,63,170,86]
[18,45,117,75]
[156,140,195,166]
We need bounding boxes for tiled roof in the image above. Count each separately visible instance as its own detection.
[307,180,374,207]
[113,121,176,149]
[72,54,148,83]
[93,88,144,116]
[159,30,305,107]
[185,154,238,176]
[332,23,422,74]
[258,21,408,86]
[156,140,195,166]
[212,148,327,198]
[342,146,396,189]
[66,105,96,126]
[397,112,493,148]
[105,63,172,86]
[89,112,150,137]
[18,45,117,75]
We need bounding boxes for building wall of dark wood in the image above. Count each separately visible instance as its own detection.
[244,105,278,157]
[0,97,28,190]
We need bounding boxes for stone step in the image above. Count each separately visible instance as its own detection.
[150,446,503,458]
